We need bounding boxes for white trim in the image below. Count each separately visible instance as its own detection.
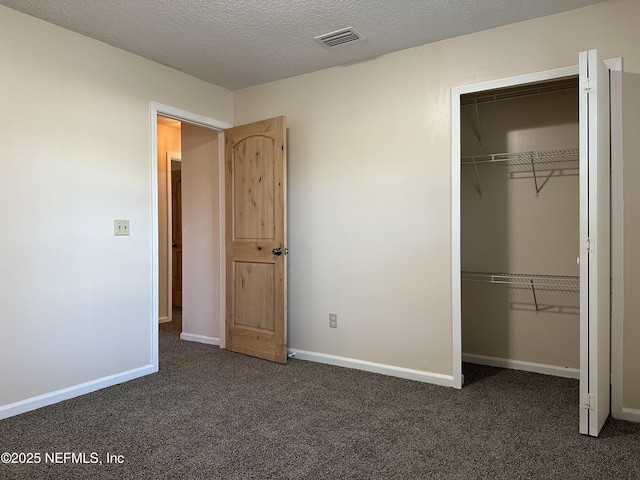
[0,366,155,420]
[151,102,231,372]
[158,316,170,324]
[180,333,220,346]
[165,152,181,325]
[218,132,227,349]
[451,59,623,410]
[619,408,640,424]
[289,349,455,387]
[607,57,624,420]
[153,103,232,131]
[150,107,160,370]
[451,87,462,389]
[463,353,580,379]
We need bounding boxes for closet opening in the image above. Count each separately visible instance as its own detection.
[459,76,582,384]
[452,53,623,437]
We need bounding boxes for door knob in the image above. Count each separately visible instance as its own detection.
[272,248,282,256]
[172,243,177,248]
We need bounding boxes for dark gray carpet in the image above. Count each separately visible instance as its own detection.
[1,314,638,479]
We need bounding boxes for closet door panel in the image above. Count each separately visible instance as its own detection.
[578,48,610,437]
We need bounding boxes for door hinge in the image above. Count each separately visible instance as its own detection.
[585,78,594,93]
[586,237,595,253]
[582,393,596,410]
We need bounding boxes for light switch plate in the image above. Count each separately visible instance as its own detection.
[114,219,130,236]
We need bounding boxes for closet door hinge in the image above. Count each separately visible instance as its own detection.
[582,393,596,410]
[585,79,594,93]
[586,237,595,253]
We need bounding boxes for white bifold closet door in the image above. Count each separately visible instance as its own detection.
[578,49,610,437]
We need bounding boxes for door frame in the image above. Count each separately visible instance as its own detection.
[450,59,623,418]
[165,151,181,324]
[151,102,232,370]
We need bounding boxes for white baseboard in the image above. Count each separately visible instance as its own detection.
[463,353,580,379]
[0,365,156,420]
[180,333,220,346]
[158,316,170,324]
[618,407,640,423]
[288,349,454,387]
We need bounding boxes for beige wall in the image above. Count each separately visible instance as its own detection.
[0,5,232,410]
[157,121,181,321]
[233,0,640,410]
[461,89,580,368]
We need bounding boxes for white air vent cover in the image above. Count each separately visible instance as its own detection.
[315,27,365,48]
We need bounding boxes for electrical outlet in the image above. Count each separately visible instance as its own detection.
[329,313,338,328]
[114,219,130,236]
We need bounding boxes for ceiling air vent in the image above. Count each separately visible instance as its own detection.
[315,27,365,48]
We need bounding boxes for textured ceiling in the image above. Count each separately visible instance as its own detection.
[0,0,605,90]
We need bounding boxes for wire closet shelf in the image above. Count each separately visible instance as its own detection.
[461,148,579,170]
[461,147,579,198]
[461,271,579,288]
[461,271,579,314]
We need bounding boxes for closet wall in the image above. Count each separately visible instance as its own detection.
[460,82,581,371]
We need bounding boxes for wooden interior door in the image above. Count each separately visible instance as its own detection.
[578,48,610,437]
[225,116,287,363]
[171,167,182,308]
